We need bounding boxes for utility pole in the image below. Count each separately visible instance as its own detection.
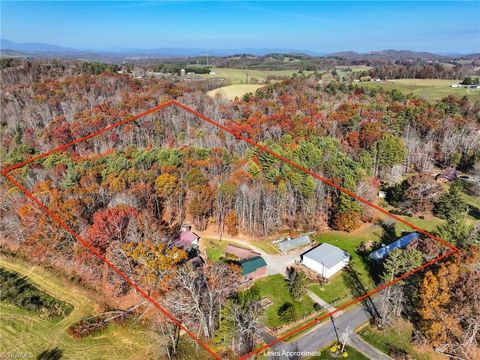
[206,49,209,67]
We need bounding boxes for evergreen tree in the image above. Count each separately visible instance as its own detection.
[434,181,467,219]
[288,268,308,299]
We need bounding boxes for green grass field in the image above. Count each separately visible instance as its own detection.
[358,320,440,360]
[359,79,480,102]
[253,274,315,329]
[207,84,265,100]
[199,67,307,84]
[0,257,161,359]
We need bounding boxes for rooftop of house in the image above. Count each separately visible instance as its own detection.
[301,243,350,269]
[239,256,267,276]
[175,230,200,248]
[436,168,459,181]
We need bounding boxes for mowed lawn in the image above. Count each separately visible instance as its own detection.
[309,226,380,304]
[253,274,315,329]
[0,257,160,359]
[207,84,265,100]
[358,319,442,360]
[359,79,480,102]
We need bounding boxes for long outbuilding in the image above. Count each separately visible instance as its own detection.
[369,232,419,261]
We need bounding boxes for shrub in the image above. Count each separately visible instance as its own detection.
[0,268,73,318]
[333,209,362,232]
[278,302,296,323]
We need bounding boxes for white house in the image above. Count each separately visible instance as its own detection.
[300,243,350,279]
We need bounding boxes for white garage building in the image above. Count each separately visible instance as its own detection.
[300,243,350,279]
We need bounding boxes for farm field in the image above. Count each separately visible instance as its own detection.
[199,67,308,84]
[0,257,160,359]
[207,84,265,100]
[359,78,480,102]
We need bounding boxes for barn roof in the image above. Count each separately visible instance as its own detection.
[239,256,267,276]
[301,243,349,269]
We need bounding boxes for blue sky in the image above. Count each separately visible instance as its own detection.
[1,1,479,53]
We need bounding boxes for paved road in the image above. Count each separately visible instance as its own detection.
[264,299,390,360]
[198,233,389,359]
[349,333,392,360]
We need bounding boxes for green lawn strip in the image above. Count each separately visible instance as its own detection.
[278,310,329,343]
[392,214,444,235]
[308,344,369,360]
[249,240,281,255]
[204,238,229,261]
[0,257,160,358]
[254,274,315,329]
[358,321,432,360]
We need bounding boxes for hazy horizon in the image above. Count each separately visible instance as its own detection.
[1,1,479,54]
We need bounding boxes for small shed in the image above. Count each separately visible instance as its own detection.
[239,256,267,282]
[300,243,350,279]
[276,235,311,252]
[369,232,419,261]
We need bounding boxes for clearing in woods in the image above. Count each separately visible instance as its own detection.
[199,67,307,84]
[207,84,265,100]
[359,78,480,102]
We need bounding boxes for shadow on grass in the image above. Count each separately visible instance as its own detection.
[37,348,63,360]
[343,265,380,323]
[468,205,480,220]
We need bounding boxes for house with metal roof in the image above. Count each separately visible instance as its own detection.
[369,232,419,261]
[239,256,267,282]
[275,235,311,252]
[300,243,350,279]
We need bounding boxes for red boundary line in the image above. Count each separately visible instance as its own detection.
[1,100,459,359]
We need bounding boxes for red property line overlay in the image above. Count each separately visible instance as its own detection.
[1,100,459,359]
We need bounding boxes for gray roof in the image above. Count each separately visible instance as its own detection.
[301,243,349,269]
[277,235,311,251]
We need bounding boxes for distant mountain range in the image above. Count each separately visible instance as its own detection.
[0,39,323,58]
[1,38,477,61]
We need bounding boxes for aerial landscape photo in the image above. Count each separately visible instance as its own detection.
[0,1,479,359]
